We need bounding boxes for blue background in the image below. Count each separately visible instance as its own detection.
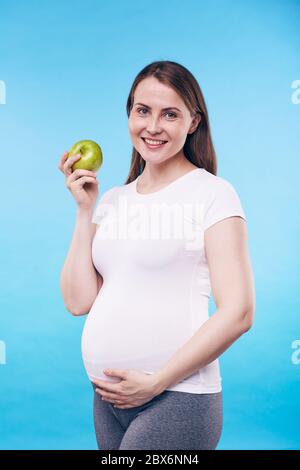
[0,0,299,450]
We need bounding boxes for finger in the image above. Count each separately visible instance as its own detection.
[98,390,124,401]
[105,369,127,380]
[67,176,98,190]
[92,380,121,394]
[58,151,70,172]
[102,397,125,406]
[67,170,98,185]
[63,154,81,176]
[72,168,98,176]
[95,387,124,399]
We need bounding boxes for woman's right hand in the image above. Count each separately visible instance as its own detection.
[58,151,99,210]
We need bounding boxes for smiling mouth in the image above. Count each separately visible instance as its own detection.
[141,138,168,145]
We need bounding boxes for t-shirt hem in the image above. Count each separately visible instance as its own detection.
[85,371,222,394]
[164,382,222,394]
[204,212,247,231]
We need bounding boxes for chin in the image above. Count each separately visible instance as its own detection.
[140,153,166,164]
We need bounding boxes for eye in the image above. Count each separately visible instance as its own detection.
[136,108,177,119]
[137,107,148,115]
[165,112,177,118]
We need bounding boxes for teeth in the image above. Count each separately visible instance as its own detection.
[144,138,166,145]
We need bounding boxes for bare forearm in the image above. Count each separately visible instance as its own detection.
[152,308,252,393]
[60,208,98,315]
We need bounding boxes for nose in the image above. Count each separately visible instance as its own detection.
[145,116,163,134]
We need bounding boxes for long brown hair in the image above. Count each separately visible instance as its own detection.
[124,60,217,185]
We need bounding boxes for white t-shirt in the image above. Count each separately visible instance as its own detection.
[81,168,247,394]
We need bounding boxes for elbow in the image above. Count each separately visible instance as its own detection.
[240,305,255,332]
[65,305,90,316]
[242,320,253,333]
[70,310,89,317]
[60,291,94,316]
[70,310,87,317]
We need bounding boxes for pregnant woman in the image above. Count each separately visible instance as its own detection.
[59,60,255,450]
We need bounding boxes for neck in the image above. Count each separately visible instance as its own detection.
[139,153,197,186]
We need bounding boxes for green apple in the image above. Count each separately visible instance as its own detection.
[68,140,103,172]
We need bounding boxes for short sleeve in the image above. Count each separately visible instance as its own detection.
[204,179,247,231]
[91,186,118,225]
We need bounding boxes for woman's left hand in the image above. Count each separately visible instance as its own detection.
[92,368,164,409]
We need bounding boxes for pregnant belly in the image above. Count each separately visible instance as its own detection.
[80,284,204,385]
[81,315,184,383]
[81,316,199,384]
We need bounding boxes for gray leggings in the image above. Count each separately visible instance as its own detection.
[91,381,223,450]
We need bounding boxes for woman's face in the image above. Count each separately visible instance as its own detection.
[128,76,200,165]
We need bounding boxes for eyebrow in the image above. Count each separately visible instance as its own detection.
[134,102,182,113]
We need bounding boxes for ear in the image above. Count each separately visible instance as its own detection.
[188,113,201,135]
